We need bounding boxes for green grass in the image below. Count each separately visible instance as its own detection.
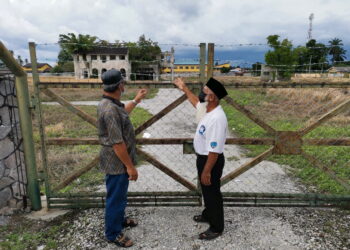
[222,89,350,195]
[0,224,61,250]
[33,104,153,193]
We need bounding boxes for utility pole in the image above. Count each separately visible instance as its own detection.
[308,13,314,41]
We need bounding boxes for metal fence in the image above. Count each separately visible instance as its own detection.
[2,41,347,210]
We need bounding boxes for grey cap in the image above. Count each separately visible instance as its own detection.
[101,69,124,92]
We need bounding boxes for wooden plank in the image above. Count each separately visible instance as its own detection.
[38,81,350,89]
[300,98,350,136]
[29,42,52,197]
[42,88,97,127]
[199,43,206,84]
[136,149,197,191]
[207,43,214,80]
[135,94,187,135]
[220,147,274,187]
[52,156,100,192]
[47,138,100,145]
[224,96,276,135]
[301,151,350,191]
[46,137,276,146]
[304,138,350,146]
[0,42,26,76]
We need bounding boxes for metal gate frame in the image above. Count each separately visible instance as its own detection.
[0,42,42,210]
[28,42,350,209]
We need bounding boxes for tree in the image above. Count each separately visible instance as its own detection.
[128,35,161,61]
[51,64,64,73]
[328,38,347,65]
[56,33,99,73]
[294,39,329,72]
[265,35,297,80]
[220,67,231,74]
[57,49,73,63]
[118,35,162,80]
[58,33,99,54]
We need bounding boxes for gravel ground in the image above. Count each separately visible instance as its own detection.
[52,207,350,250]
[37,88,349,249]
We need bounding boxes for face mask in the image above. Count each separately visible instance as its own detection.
[198,90,207,103]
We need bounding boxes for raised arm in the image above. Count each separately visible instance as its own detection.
[125,89,148,114]
[173,78,199,108]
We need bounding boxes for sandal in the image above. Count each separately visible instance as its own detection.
[193,215,208,223]
[109,233,133,248]
[199,229,222,240]
[123,217,138,228]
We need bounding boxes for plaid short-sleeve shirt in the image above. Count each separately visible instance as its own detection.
[97,96,137,175]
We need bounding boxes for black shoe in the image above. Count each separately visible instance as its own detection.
[199,228,222,240]
[193,215,209,223]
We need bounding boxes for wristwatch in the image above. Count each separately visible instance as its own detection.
[132,99,138,105]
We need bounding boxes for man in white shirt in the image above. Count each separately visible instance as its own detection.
[173,77,228,240]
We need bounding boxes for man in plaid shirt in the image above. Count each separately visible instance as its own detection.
[98,68,147,247]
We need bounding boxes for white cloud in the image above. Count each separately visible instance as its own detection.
[1,0,349,63]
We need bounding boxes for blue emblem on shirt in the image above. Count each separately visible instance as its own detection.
[210,142,218,148]
[199,125,206,135]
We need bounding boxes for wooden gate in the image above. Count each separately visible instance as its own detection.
[29,43,350,209]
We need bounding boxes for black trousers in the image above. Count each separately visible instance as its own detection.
[196,153,225,233]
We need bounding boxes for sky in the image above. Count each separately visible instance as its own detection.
[1,0,350,66]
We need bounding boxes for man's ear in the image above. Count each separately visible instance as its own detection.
[209,93,215,102]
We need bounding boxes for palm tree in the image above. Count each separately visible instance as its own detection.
[58,33,99,54]
[328,38,347,65]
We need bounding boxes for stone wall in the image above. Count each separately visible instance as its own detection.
[0,74,27,213]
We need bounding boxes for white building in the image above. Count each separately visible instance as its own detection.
[73,47,131,79]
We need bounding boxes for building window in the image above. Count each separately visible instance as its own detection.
[120,68,126,77]
[83,54,87,61]
[91,55,97,60]
[185,66,189,69]
[101,68,107,75]
[120,55,125,60]
[179,66,183,69]
[91,68,98,78]
[110,55,116,60]
[101,55,107,63]
[191,66,194,69]
[196,66,199,69]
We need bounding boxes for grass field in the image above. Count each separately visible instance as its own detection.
[222,88,350,194]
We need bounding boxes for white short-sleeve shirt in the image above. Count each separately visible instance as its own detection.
[193,104,228,155]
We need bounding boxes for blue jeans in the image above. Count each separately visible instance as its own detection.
[105,173,129,241]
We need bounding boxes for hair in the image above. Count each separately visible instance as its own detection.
[103,83,120,93]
